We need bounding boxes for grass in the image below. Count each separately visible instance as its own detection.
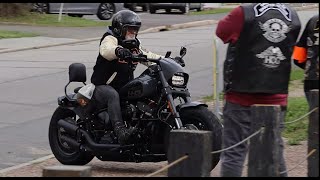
[290,68,304,81]
[0,30,38,39]
[283,97,309,145]
[0,13,109,27]
[189,8,233,15]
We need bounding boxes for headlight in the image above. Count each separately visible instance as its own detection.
[172,75,185,86]
[169,72,189,87]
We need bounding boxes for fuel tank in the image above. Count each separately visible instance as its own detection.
[120,72,158,100]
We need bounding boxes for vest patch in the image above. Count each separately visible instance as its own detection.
[256,46,286,68]
[254,3,292,21]
[259,18,290,43]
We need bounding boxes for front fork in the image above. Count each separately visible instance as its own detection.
[158,69,190,129]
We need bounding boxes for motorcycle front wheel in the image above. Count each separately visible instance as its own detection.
[48,107,94,165]
[179,106,223,170]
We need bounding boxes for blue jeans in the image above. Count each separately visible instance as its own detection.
[220,101,287,177]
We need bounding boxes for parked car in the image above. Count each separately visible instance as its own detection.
[148,3,203,14]
[31,3,124,20]
[124,3,149,12]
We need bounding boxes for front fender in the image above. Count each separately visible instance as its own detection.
[176,101,208,111]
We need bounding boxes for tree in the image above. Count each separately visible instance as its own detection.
[0,3,32,17]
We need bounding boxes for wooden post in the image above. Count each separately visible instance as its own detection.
[167,130,212,177]
[43,165,91,177]
[308,89,319,177]
[248,105,281,177]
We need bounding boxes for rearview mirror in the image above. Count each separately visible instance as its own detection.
[180,46,187,58]
[165,51,171,58]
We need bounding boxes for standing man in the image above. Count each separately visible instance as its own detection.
[293,14,319,105]
[216,3,301,177]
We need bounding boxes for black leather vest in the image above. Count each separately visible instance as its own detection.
[304,14,319,81]
[224,3,301,94]
[91,27,140,92]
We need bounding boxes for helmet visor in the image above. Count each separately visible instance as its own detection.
[123,25,140,40]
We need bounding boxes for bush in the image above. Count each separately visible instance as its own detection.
[0,3,32,17]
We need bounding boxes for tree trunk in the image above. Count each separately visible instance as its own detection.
[0,3,32,17]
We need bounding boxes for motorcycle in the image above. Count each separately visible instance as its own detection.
[48,46,223,170]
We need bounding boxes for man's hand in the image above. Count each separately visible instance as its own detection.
[115,47,133,60]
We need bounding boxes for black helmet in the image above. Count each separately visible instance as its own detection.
[111,10,142,39]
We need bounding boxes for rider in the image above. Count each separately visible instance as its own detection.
[89,10,163,145]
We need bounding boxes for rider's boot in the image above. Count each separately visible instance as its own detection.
[113,121,136,145]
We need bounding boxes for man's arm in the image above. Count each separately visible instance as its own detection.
[99,35,120,61]
[216,6,244,44]
[292,19,311,69]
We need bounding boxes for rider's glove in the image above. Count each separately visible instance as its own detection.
[115,47,132,60]
[174,56,185,67]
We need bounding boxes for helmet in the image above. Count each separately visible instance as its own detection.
[111,10,141,40]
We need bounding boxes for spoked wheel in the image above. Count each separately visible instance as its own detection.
[31,3,49,14]
[97,3,115,20]
[179,106,223,169]
[49,107,94,165]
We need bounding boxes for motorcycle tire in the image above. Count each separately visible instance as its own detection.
[175,106,223,170]
[49,107,94,165]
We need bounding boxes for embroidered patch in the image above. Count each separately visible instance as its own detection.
[259,18,290,43]
[254,3,292,21]
[256,46,286,68]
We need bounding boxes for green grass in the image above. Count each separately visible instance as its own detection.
[290,68,304,81]
[0,13,109,27]
[0,30,38,39]
[189,8,233,15]
[283,97,309,145]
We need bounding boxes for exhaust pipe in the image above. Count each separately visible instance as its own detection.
[57,119,133,152]
[60,135,81,150]
[57,119,79,136]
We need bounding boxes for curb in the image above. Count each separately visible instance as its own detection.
[0,154,55,175]
[0,20,218,55]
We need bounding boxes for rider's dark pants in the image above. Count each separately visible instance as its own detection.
[90,85,124,127]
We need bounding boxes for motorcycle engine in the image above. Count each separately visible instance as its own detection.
[123,100,157,122]
[123,103,137,121]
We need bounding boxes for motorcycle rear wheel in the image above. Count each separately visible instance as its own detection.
[49,107,94,165]
[174,106,223,170]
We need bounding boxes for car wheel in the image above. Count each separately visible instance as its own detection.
[31,3,49,14]
[97,3,115,20]
[180,3,189,14]
[142,4,149,12]
[128,3,137,11]
[197,3,204,11]
[149,7,156,14]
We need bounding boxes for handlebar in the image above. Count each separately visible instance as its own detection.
[131,54,161,63]
[129,52,185,67]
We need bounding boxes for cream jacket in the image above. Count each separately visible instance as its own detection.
[99,35,163,66]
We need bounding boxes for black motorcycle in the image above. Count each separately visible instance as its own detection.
[49,47,223,170]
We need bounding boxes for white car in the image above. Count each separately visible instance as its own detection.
[31,3,125,20]
[148,3,204,14]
